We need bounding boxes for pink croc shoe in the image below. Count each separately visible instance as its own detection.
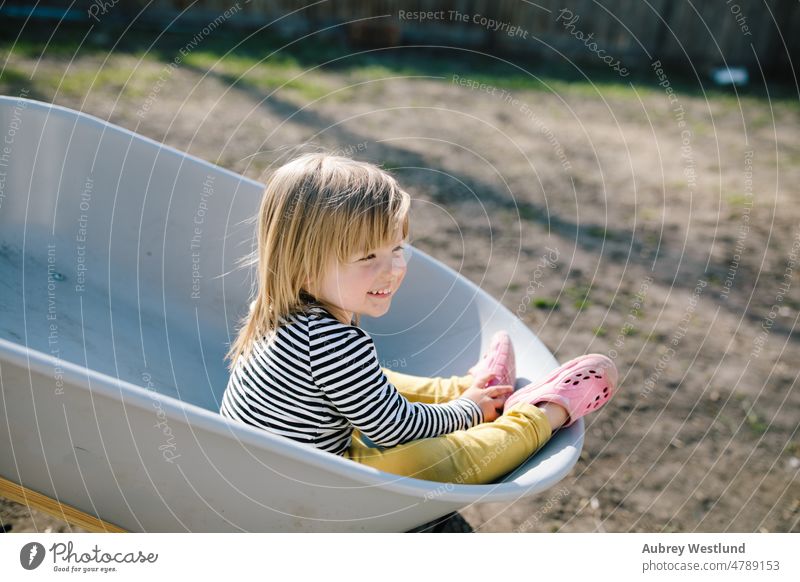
[503,354,618,427]
[468,330,516,388]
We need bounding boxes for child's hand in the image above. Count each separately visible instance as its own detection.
[461,371,514,422]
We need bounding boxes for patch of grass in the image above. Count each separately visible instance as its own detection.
[585,225,622,241]
[574,298,591,310]
[1,37,94,59]
[56,65,161,98]
[380,158,413,172]
[519,206,537,221]
[179,50,334,100]
[1,58,163,99]
[181,48,303,75]
[745,411,768,435]
[736,394,769,435]
[346,63,420,82]
[725,192,751,208]
[565,284,592,310]
[4,19,799,109]
[644,331,659,342]
[586,225,606,238]
[533,297,560,310]
[593,326,607,337]
[2,26,338,103]
[0,66,30,86]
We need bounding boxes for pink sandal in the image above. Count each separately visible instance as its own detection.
[468,330,516,388]
[503,353,618,427]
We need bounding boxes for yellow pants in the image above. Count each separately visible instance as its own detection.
[343,368,553,484]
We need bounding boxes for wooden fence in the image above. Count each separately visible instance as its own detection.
[6,1,799,75]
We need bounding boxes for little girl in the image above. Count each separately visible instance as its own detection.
[220,152,618,484]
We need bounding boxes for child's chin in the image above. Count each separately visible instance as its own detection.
[366,301,392,315]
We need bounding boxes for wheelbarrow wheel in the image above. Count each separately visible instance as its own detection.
[406,511,473,533]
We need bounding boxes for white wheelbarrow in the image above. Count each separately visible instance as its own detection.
[0,96,582,532]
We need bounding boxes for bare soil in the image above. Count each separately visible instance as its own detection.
[1,30,798,533]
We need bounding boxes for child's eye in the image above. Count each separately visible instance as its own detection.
[359,245,407,262]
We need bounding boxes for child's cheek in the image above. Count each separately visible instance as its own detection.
[358,264,380,286]
[398,266,407,283]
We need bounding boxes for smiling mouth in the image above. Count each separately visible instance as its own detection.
[367,289,393,298]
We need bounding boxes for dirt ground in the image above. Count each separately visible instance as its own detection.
[1,26,798,533]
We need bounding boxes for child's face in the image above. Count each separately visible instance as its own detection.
[312,233,409,324]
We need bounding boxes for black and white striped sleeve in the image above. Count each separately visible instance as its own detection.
[309,322,483,448]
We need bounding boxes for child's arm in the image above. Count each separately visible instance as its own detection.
[310,325,484,448]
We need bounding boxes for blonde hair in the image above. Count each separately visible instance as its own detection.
[226,152,411,370]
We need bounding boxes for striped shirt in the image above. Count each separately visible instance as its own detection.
[220,304,483,455]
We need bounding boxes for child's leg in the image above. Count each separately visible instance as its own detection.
[344,403,552,484]
[381,367,473,404]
